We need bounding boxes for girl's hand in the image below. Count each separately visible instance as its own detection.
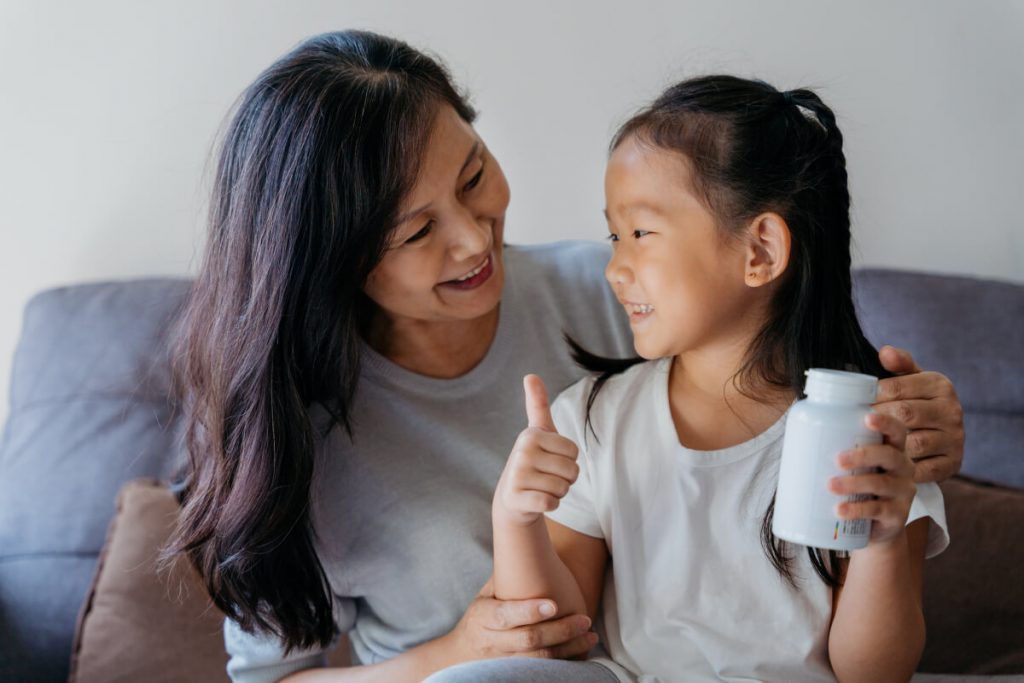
[828,411,917,547]
[493,375,580,527]
[445,577,597,662]
[874,345,965,483]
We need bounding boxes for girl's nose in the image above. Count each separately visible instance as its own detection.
[605,250,633,286]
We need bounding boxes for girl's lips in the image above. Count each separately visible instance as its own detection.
[439,255,494,290]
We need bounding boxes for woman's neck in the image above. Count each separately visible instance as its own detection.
[668,338,795,451]
[365,305,501,379]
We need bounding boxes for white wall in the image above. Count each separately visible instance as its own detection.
[1,0,1022,424]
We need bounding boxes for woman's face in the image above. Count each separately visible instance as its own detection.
[364,105,510,328]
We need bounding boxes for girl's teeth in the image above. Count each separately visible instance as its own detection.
[456,257,488,281]
[629,304,654,314]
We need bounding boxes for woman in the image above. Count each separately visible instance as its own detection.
[167,30,966,683]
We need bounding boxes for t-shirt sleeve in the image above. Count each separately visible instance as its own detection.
[545,381,605,539]
[906,481,949,559]
[224,597,357,683]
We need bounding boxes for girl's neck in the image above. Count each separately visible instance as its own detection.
[668,341,795,452]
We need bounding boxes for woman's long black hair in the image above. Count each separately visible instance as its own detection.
[574,75,891,588]
[162,30,476,651]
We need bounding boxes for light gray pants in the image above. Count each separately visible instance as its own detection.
[423,657,620,683]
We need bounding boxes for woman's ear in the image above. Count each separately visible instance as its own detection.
[743,212,791,288]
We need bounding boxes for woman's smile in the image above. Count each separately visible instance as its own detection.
[440,253,494,290]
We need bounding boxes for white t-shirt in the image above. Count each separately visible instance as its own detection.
[546,357,949,683]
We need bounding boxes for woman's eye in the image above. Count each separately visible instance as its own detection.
[463,168,484,192]
[404,221,433,244]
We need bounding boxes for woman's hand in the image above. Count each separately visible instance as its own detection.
[492,375,580,527]
[874,345,965,483]
[829,411,917,546]
[444,577,597,662]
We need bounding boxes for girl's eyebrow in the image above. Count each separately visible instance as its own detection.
[604,202,665,219]
[395,141,482,225]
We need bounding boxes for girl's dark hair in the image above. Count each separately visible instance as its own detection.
[162,30,475,652]
[574,75,890,588]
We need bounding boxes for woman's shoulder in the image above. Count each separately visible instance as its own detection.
[504,240,611,290]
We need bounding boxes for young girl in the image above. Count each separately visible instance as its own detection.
[490,76,949,682]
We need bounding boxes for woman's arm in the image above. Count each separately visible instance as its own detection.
[827,410,928,683]
[280,581,596,682]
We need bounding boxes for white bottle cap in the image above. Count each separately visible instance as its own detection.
[803,368,878,404]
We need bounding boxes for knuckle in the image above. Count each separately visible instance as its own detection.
[896,401,914,424]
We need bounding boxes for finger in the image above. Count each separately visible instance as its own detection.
[864,412,907,452]
[836,498,906,522]
[494,615,593,653]
[904,428,950,461]
[529,430,579,460]
[837,443,912,474]
[523,632,600,660]
[912,454,958,484]
[876,371,954,403]
[871,398,949,431]
[828,472,914,499]
[487,599,561,630]
[527,448,580,482]
[524,374,557,432]
[514,471,575,500]
[878,345,922,376]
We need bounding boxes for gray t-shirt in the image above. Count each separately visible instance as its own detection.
[225,241,633,682]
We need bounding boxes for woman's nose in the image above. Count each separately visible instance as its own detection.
[448,208,491,261]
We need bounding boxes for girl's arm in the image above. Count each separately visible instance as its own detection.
[828,520,928,683]
[492,375,608,623]
[827,411,929,683]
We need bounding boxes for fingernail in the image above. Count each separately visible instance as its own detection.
[587,632,599,645]
[539,602,556,617]
[827,477,841,492]
[577,616,592,630]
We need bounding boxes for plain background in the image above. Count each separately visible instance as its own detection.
[1,0,1022,424]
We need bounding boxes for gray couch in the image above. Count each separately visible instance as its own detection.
[1,269,1022,682]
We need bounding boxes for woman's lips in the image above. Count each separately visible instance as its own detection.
[440,255,494,290]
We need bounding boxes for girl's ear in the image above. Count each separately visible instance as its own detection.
[743,212,791,288]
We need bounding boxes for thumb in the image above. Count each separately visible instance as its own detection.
[523,374,557,432]
[878,344,922,376]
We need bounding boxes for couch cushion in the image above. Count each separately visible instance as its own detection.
[919,476,1024,674]
[0,279,191,682]
[853,269,1024,487]
[68,478,230,683]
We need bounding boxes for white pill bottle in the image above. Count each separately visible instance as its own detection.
[773,368,881,551]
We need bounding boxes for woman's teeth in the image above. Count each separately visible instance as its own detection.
[628,304,654,314]
[455,257,489,282]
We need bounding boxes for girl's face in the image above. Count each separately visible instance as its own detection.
[604,135,762,360]
[364,104,510,328]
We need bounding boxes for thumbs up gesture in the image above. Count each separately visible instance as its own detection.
[493,375,582,527]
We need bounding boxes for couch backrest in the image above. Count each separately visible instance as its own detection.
[0,279,190,682]
[853,268,1024,488]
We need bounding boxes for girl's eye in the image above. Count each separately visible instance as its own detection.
[605,233,620,243]
[633,229,651,239]
[463,167,484,192]
[404,221,434,245]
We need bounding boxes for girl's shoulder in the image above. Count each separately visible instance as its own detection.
[550,357,669,438]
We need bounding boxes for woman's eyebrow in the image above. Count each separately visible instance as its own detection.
[395,142,482,225]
